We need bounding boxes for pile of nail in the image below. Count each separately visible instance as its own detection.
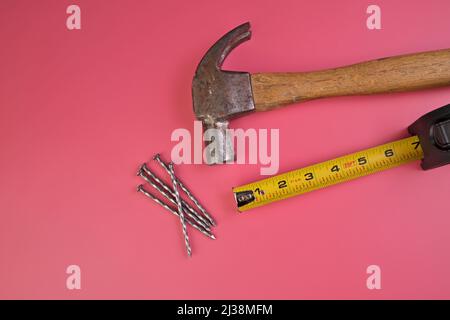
[137,154,216,257]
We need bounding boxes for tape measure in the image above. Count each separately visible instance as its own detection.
[233,136,423,211]
[232,103,450,212]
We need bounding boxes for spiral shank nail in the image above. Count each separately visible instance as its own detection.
[140,163,211,228]
[178,180,215,226]
[153,154,216,226]
[168,163,191,257]
[137,185,215,240]
[138,169,210,231]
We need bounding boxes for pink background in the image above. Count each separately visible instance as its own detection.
[1,0,450,299]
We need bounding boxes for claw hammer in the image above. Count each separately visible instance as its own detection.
[192,22,450,164]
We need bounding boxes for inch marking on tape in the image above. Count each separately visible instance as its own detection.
[232,136,423,212]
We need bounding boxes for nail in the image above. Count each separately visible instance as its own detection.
[139,163,212,228]
[167,163,191,257]
[137,185,215,240]
[153,154,216,226]
[138,168,211,232]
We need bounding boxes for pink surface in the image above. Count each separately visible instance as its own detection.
[1,0,450,299]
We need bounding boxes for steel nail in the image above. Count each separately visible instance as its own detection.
[139,163,212,228]
[153,153,216,226]
[167,163,191,257]
[137,185,215,240]
[137,169,211,232]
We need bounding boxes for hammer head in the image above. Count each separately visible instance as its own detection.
[192,22,255,164]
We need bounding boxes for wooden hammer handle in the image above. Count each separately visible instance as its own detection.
[251,48,450,111]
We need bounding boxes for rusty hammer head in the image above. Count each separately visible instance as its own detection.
[192,22,255,165]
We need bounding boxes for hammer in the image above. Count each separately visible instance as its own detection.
[192,22,450,164]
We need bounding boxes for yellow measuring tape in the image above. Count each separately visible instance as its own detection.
[233,135,424,212]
